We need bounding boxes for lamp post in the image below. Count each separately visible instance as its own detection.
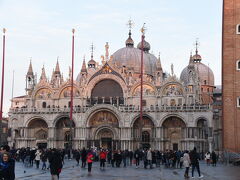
[0,28,6,146]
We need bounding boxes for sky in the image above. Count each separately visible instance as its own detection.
[0,0,222,116]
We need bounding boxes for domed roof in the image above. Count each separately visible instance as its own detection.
[88,59,96,64]
[137,39,151,52]
[192,54,202,61]
[180,62,214,86]
[112,46,157,75]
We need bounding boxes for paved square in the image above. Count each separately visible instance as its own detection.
[15,160,240,180]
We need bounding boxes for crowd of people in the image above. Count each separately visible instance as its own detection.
[0,144,220,179]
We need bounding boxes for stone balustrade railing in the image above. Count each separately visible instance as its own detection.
[9,104,211,114]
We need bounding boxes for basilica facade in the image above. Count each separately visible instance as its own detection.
[8,29,215,152]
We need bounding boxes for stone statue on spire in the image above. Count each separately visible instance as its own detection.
[171,63,174,76]
[105,42,109,61]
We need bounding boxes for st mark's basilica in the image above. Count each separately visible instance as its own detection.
[8,24,216,153]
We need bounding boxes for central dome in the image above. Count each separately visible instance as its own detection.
[112,47,157,75]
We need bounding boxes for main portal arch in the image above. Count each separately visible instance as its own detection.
[87,110,120,150]
[162,116,186,151]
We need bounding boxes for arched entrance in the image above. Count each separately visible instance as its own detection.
[55,117,75,149]
[162,116,186,151]
[132,116,155,150]
[28,118,48,148]
[90,79,124,105]
[96,128,114,149]
[88,110,119,150]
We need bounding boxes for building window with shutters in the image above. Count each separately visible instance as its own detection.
[237,60,240,70]
[236,24,240,34]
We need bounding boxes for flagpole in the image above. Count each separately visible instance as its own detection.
[0,28,6,146]
[140,24,145,149]
[11,70,14,107]
[69,28,75,155]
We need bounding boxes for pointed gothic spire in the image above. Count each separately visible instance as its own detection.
[40,65,47,81]
[50,68,55,83]
[189,51,194,64]
[81,56,87,73]
[27,60,34,76]
[55,58,61,74]
[156,52,162,70]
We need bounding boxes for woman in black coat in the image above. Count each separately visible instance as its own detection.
[0,152,15,180]
[49,149,63,179]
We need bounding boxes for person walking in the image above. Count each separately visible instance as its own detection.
[81,148,87,168]
[183,150,191,178]
[190,147,203,179]
[134,149,140,168]
[49,149,63,180]
[87,150,94,175]
[75,150,80,166]
[211,151,217,167]
[0,152,15,180]
[147,148,153,169]
[35,149,41,169]
[99,149,107,170]
[41,151,48,170]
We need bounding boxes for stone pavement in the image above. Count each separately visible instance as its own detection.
[15,160,240,180]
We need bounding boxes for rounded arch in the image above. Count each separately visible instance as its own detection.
[131,114,157,127]
[93,126,118,140]
[84,104,123,127]
[159,114,187,127]
[130,82,156,96]
[57,83,81,99]
[53,115,76,128]
[87,109,119,128]
[86,74,128,97]
[25,116,49,127]
[159,81,185,97]
[162,116,186,128]
[32,86,53,100]
[195,117,209,127]
[91,79,123,98]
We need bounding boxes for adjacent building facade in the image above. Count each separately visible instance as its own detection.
[222,0,240,152]
[8,29,216,152]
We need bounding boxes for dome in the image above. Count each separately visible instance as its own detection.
[192,54,202,62]
[137,39,151,52]
[112,47,157,75]
[180,62,214,86]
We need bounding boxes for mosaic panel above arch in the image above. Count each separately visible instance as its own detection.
[162,84,183,96]
[132,84,155,96]
[89,111,119,128]
[35,88,52,99]
[60,87,80,98]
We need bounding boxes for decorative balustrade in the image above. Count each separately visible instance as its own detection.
[9,104,211,114]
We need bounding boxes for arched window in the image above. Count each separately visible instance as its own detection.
[237,97,240,107]
[236,60,240,70]
[236,24,240,34]
[42,102,46,108]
